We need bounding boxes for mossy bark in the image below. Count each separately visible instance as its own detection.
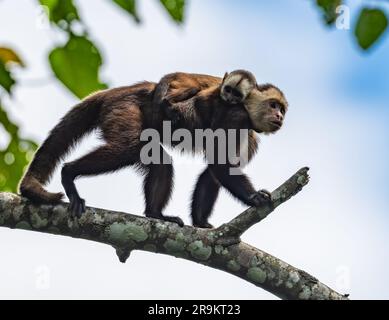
[0,168,347,300]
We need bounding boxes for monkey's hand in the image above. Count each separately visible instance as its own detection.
[246,189,272,207]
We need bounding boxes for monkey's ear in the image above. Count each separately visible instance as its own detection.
[223,72,229,81]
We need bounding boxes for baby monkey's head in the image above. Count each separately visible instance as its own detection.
[220,70,257,104]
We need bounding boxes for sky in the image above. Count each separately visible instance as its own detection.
[0,0,388,299]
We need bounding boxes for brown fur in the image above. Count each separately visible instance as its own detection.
[19,71,287,228]
[150,71,286,227]
[19,82,155,204]
[147,72,221,128]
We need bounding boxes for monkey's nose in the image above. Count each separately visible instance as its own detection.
[227,94,239,103]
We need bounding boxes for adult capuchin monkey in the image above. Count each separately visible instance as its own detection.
[19,70,288,228]
[151,71,288,227]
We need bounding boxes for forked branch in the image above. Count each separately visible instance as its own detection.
[0,167,347,300]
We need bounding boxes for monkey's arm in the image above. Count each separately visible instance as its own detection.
[159,73,220,105]
[153,74,202,125]
[164,87,201,104]
[157,84,219,127]
[206,104,270,207]
[207,154,270,208]
[162,88,201,125]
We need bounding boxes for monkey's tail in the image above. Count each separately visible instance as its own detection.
[19,94,103,204]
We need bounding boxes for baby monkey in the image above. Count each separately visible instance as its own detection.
[152,70,257,127]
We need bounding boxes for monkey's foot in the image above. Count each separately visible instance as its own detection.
[162,215,184,227]
[193,222,214,229]
[68,195,86,218]
[146,212,184,227]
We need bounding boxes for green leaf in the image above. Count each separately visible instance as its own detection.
[39,0,80,26]
[0,103,18,136]
[316,0,342,25]
[0,139,38,193]
[0,103,38,193]
[49,36,107,99]
[159,0,185,24]
[0,61,15,93]
[112,0,140,23]
[355,8,388,50]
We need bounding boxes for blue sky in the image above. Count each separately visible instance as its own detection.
[0,0,388,299]
[231,0,389,104]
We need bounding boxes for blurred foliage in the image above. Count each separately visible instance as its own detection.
[355,8,388,50]
[316,0,342,25]
[0,0,388,193]
[0,48,36,193]
[39,0,80,26]
[0,61,15,94]
[315,0,388,50]
[0,0,187,193]
[40,0,108,96]
[0,103,38,193]
[0,48,25,67]
[49,36,107,99]
[112,0,140,23]
[160,0,185,23]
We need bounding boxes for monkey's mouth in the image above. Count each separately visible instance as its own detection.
[269,120,282,130]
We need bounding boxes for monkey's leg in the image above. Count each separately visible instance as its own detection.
[165,87,200,104]
[142,152,184,226]
[61,145,135,217]
[191,168,220,229]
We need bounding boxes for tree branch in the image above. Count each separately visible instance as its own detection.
[0,168,347,300]
[216,167,310,241]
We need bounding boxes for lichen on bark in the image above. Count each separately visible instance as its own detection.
[0,167,348,300]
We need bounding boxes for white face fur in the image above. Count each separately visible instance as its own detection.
[244,87,288,133]
[220,72,256,104]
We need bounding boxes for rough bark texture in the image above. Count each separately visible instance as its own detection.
[0,167,347,300]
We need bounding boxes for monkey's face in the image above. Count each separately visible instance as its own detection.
[221,71,256,104]
[245,87,288,134]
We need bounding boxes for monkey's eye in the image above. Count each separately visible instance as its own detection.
[225,85,232,93]
[270,101,278,109]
